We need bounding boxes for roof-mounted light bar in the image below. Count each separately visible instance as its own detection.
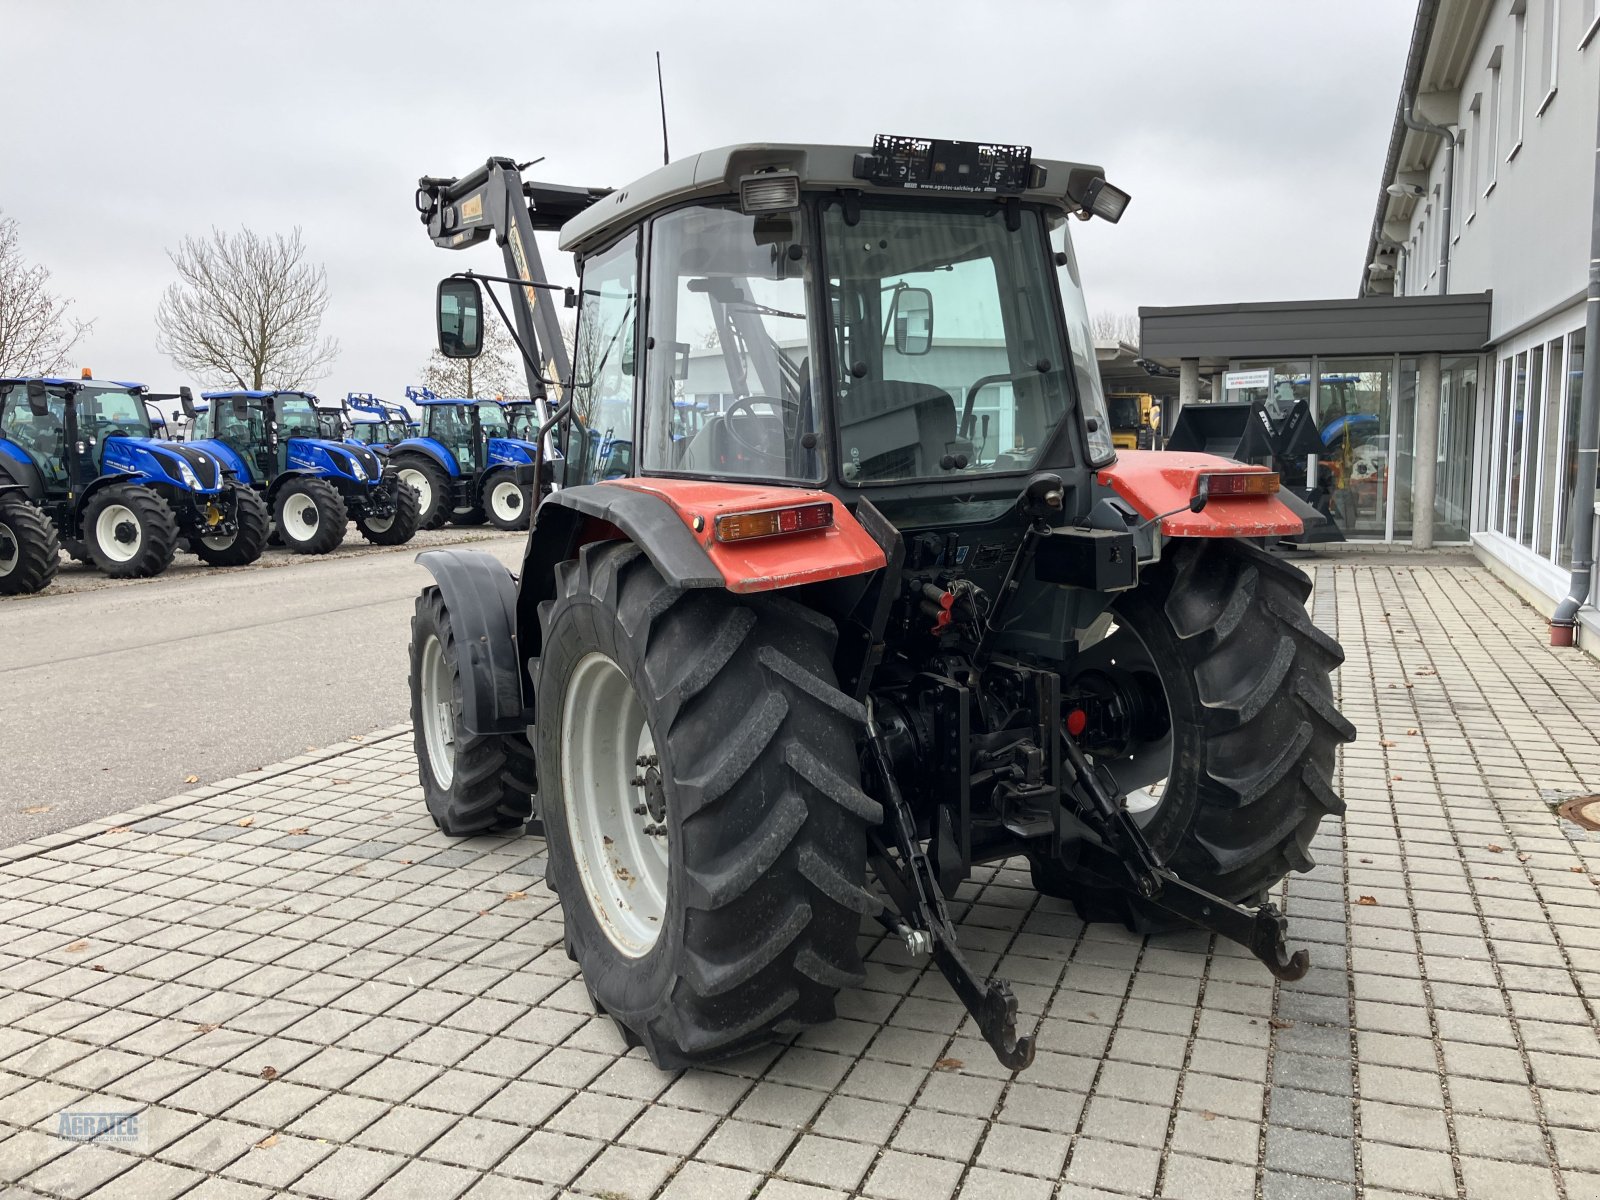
[1079,176,1132,223]
[738,171,801,214]
[852,135,1044,194]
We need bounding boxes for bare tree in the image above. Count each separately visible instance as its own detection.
[0,211,93,377]
[1090,311,1141,346]
[155,226,338,390]
[416,316,527,398]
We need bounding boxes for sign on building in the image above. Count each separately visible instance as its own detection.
[1223,368,1272,392]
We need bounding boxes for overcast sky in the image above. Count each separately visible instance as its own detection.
[3,0,1414,404]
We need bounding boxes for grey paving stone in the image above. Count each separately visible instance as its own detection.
[1270,1086,1355,1137]
[1265,1125,1357,1184]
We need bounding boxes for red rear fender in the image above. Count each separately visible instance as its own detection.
[1096,451,1304,538]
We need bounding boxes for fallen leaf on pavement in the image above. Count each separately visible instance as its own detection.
[1380,739,1395,748]
[21,805,50,815]
[1517,852,1531,863]
[1571,866,1586,874]
[506,891,528,901]
[90,965,107,973]
[1357,896,1378,906]
[184,775,199,784]
[287,828,310,836]
[236,816,254,828]
[933,1057,963,1071]
[1406,729,1418,736]
[255,1134,278,1150]
[64,940,88,952]
[332,779,350,786]
[1201,1110,1217,1121]
[194,1023,219,1034]
[348,735,364,743]
[260,1066,277,1080]
[1488,844,1504,853]
[1269,1017,1294,1030]
[105,826,131,835]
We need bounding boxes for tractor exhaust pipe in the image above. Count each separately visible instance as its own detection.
[1550,77,1600,647]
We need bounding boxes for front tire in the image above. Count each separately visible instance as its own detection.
[0,496,59,595]
[393,457,452,530]
[273,478,347,555]
[537,541,880,1068]
[189,485,269,567]
[1037,538,1353,920]
[356,481,421,546]
[83,484,178,578]
[482,470,530,531]
[409,586,534,835]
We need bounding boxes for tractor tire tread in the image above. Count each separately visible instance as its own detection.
[84,484,178,578]
[0,496,60,595]
[190,485,270,567]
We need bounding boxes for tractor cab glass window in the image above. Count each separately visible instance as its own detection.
[641,206,821,482]
[276,396,320,439]
[566,231,640,486]
[1048,217,1115,465]
[0,384,69,481]
[78,388,151,442]
[427,405,475,468]
[822,201,1075,484]
[476,402,508,440]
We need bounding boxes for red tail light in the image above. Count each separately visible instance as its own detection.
[1198,471,1280,498]
[713,501,835,543]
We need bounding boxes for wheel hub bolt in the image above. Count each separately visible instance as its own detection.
[630,775,646,788]
[633,804,647,816]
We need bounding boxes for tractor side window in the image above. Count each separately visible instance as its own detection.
[640,204,822,482]
[1049,218,1115,465]
[0,387,68,482]
[565,231,640,486]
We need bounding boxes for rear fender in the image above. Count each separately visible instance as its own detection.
[1095,450,1303,538]
[0,441,46,501]
[390,438,460,477]
[264,469,321,504]
[517,478,887,660]
[415,549,527,737]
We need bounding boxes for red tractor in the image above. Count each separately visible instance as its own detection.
[407,139,1353,1071]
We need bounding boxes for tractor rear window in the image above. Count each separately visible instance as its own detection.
[820,201,1074,485]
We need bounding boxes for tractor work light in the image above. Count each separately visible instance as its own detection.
[713,501,834,543]
[738,172,801,214]
[1080,177,1132,224]
[1196,471,1280,499]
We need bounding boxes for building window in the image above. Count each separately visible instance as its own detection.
[1486,48,1503,192]
[1521,342,1546,549]
[1436,357,1479,541]
[1536,338,1566,555]
[1557,330,1586,566]
[1509,4,1527,159]
[1538,0,1560,113]
[1467,95,1482,220]
[1491,357,1513,533]
[1504,351,1528,536]
[1583,0,1599,47]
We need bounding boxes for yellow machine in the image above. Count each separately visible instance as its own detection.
[1108,391,1160,450]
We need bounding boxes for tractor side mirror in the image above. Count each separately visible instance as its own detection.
[437,277,484,359]
[890,287,934,356]
[178,386,197,419]
[26,381,49,416]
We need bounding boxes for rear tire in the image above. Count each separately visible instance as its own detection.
[273,478,347,555]
[1035,538,1353,921]
[536,541,879,1068]
[409,586,535,835]
[393,457,452,530]
[356,481,421,546]
[482,470,531,531]
[189,485,269,567]
[84,484,178,578]
[448,502,486,527]
[0,496,59,595]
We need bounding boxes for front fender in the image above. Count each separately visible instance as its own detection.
[1096,451,1303,538]
[415,549,527,737]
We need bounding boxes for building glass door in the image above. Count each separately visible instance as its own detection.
[1319,357,1394,538]
[1437,356,1478,541]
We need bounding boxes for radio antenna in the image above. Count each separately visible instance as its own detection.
[655,51,671,166]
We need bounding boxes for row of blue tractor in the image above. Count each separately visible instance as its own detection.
[0,376,422,595]
[386,386,543,531]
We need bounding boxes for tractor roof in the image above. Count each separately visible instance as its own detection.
[202,389,317,401]
[1,377,144,389]
[557,142,1109,256]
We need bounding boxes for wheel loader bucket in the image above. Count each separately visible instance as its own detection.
[1165,400,1272,460]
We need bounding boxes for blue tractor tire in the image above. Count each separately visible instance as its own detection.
[189,484,270,567]
[356,480,421,546]
[274,478,347,555]
[0,495,59,595]
[392,455,452,530]
[482,469,531,531]
[83,484,178,579]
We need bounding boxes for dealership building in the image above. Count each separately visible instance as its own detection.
[1141,0,1599,634]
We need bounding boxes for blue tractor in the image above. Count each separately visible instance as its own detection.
[386,386,544,531]
[183,388,420,554]
[340,393,416,453]
[0,375,270,591]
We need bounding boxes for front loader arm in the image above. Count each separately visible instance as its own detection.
[416,158,608,402]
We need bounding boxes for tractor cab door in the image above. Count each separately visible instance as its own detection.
[473,401,508,473]
[216,399,275,481]
[427,405,476,472]
[0,385,70,490]
[562,230,640,485]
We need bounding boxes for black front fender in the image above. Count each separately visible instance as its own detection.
[415,549,528,737]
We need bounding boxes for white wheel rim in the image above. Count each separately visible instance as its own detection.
[281,493,320,543]
[420,634,456,789]
[399,468,431,515]
[201,532,235,550]
[1078,618,1172,825]
[490,480,523,522]
[365,509,394,533]
[0,525,17,576]
[561,651,667,957]
[94,504,142,563]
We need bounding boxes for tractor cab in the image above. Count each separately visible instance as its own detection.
[343,394,412,451]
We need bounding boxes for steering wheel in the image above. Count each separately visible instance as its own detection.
[102,427,135,440]
[721,394,800,458]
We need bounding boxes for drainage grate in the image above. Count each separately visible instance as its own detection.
[1556,795,1600,831]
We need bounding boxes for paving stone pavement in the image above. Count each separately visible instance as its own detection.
[2,555,1599,1199]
